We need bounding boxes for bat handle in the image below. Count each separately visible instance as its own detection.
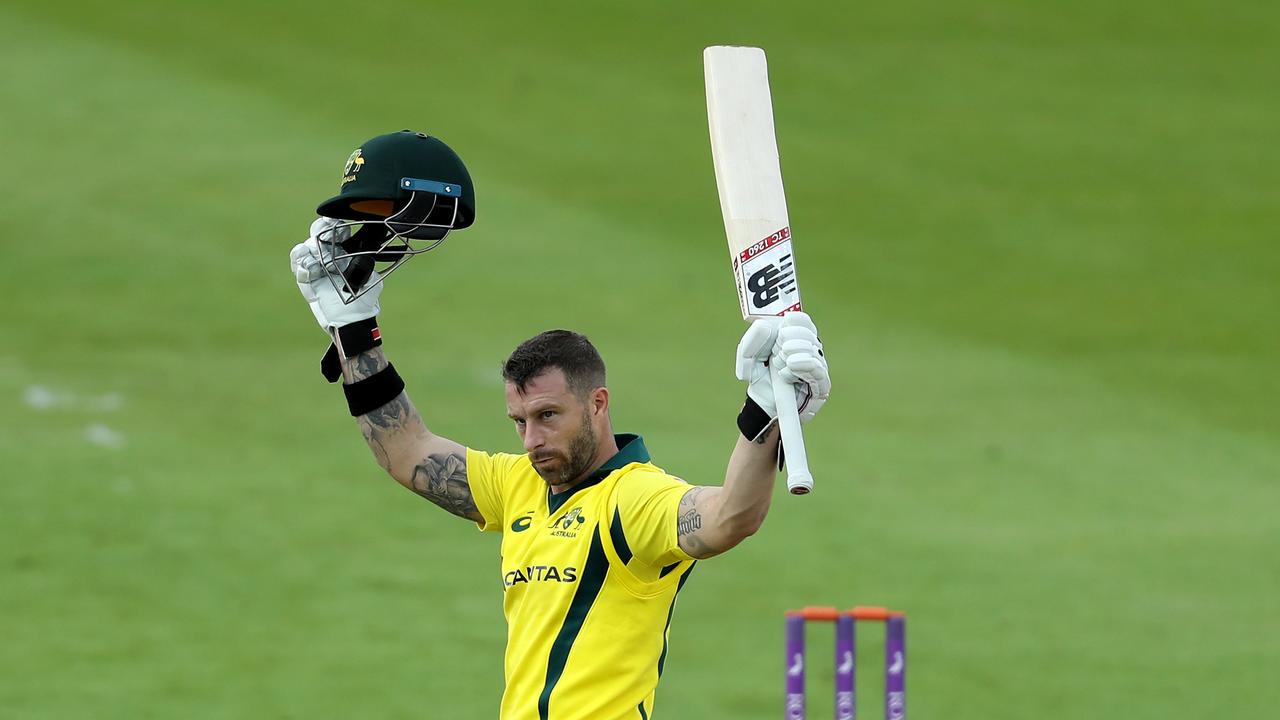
[771,366,813,495]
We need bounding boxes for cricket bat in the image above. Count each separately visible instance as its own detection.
[704,45,813,495]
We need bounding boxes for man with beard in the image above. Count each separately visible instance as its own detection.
[291,131,831,720]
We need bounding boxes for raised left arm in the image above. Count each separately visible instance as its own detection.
[677,428,781,559]
[677,312,830,559]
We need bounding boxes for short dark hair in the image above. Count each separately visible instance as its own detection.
[502,330,606,398]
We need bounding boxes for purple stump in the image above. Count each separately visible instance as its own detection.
[885,616,906,720]
[786,615,806,720]
[835,614,855,720]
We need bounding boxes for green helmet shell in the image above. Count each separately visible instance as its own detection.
[316,130,475,228]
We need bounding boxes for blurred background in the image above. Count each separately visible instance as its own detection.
[2,0,1276,717]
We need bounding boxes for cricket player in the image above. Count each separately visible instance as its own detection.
[290,130,831,719]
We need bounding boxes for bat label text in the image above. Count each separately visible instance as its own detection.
[735,227,800,316]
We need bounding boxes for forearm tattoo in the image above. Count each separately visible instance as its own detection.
[677,487,712,557]
[349,348,481,522]
[357,392,415,471]
[344,348,388,382]
[409,452,481,521]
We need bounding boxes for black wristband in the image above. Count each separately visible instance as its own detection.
[321,317,383,382]
[343,363,405,417]
[737,395,775,442]
[738,395,785,469]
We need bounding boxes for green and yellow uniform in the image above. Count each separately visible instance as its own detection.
[466,434,696,720]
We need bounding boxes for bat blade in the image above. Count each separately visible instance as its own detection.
[704,45,802,321]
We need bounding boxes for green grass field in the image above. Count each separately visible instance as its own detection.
[2,1,1277,717]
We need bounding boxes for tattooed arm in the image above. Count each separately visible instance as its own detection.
[341,347,482,522]
[676,428,781,559]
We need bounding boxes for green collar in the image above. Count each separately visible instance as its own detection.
[547,434,649,514]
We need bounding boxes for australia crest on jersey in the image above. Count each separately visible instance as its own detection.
[549,507,586,538]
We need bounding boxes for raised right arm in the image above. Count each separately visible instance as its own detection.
[341,347,482,523]
[291,230,484,523]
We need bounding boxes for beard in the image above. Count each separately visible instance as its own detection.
[531,413,598,487]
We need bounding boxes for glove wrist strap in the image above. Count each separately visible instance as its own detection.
[321,317,382,382]
[738,395,785,469]
[737,395,777,443]
[343,363,405,417]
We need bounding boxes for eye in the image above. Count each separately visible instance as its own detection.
[540,410,556,420]
[513,418,526,428]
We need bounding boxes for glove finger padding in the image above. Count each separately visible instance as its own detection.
[738,319,779,360]
[779,310,818,335]
[290,242,322,304]
[778,336,823,361]
[777,327,822,354]
[777,352,825,384]
[773,311,829,424]
[310,216,343,241]
[736,318,780,381]
[292,239,333,286]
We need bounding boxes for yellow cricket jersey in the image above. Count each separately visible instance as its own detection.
[465,434,696,720]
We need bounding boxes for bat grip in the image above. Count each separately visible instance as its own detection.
[771,366,813,495]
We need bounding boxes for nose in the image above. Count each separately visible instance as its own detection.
[522,424,544,453]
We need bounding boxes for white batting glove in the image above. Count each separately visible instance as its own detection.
[736,312,830,425]
[289,218,382,332]
[772,312,830,423]
[737,318,782,424]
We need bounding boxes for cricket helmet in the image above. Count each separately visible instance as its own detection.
[311,130,476,302]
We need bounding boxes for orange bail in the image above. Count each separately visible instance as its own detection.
[848,606,906,620]
[785,606,906,621]
[785,606,840,621]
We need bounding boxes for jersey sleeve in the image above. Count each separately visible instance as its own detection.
[465,447,515,532]
[613,469,696,567]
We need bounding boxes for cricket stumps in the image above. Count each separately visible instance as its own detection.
[785,606,907,720]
